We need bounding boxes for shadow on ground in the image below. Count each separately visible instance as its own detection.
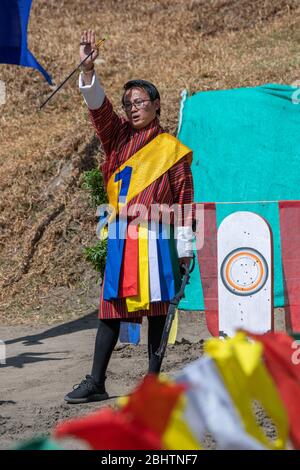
[5,311,99,347]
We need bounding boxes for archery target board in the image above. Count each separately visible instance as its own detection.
[218,211,273,338]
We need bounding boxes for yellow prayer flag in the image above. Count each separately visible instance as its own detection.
[205,332,288,450]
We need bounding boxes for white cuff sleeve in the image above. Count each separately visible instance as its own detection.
[79,71,105,110]
[175,226,194,258]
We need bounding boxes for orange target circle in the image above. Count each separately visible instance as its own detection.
[220,247,268,296]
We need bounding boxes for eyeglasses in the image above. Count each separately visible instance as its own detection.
[122,98,152,112]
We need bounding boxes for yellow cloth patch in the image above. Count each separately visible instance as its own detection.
[205,332,288,450]
[107,133,192,221]
[162,394,202,450]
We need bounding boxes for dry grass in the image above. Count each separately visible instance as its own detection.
[0,0,300,324]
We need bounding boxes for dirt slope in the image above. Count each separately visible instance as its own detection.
[0,0,299,323]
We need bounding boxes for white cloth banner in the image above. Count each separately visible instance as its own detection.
[176,356,265,450]
[148,222,161,301]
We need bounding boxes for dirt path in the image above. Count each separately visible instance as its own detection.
[0,311,211,449]
[1,309,286,449]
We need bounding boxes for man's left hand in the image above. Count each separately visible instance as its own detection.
[179,257,192,271]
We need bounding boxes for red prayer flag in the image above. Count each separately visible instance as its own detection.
[54,407,162,450]
[123,374,186,435]
[248,331,300,449]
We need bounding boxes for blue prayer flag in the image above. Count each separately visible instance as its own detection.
[0,0,52,84]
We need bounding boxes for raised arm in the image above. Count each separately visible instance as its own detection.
[78,29,124,155]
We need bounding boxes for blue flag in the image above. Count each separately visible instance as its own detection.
[0,0,52,84]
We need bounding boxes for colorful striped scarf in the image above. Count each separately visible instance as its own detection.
[104,220,181,311]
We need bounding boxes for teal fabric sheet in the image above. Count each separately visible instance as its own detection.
[178,84,300,311]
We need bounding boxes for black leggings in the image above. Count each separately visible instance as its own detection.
[91,316,166,384]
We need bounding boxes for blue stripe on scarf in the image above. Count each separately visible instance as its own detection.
[103,217,127,300]
[157,223,175,300]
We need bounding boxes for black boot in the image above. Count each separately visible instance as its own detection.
[64,375,108,404]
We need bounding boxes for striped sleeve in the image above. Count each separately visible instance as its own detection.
[168,154,194,224]
[88,96,124,156]
[168,154,194,257]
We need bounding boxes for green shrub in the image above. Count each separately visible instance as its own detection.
[82,168,108,278]
[83,238,107,277]
[81,168,108,207]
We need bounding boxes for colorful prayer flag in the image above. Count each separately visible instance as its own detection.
[54,407,162,450]
[205,332,288,449]
[249,331,300,449]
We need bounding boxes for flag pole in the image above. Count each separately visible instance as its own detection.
[155,254,195,364]
[39,38,106,110]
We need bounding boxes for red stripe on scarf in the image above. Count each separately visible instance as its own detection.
[119,223,139,297]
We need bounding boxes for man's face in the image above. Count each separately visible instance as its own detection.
[123,87,160,130]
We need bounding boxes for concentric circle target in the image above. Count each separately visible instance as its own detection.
[220,247,268,296]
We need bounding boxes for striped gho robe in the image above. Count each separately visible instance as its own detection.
[80,73,194,322]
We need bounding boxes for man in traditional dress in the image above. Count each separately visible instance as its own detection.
[64,30,194,403]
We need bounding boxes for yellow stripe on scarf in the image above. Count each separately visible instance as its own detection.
[107,133,192,219]
[126,222,150,312]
